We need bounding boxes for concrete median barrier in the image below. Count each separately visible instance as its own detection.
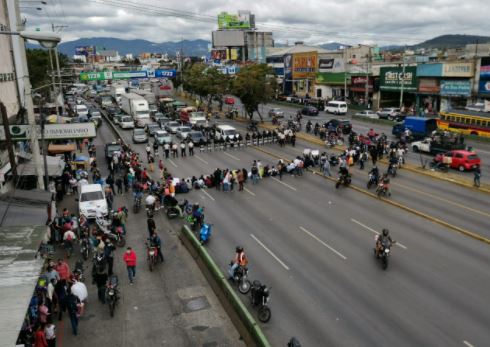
[179,225,271,347]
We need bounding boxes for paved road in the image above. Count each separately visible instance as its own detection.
[110,109,490,347]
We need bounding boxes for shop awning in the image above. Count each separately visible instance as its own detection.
[16,156,65,177]
[47,143,77,154]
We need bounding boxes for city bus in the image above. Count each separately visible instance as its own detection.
[438,110,490,138]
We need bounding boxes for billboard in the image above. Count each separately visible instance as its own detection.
[480,57,490,80]
[75,46,96,57]
[211,50,227,60]
[155,69,176,78]
[292,52,318,79]
[218,12,251,29]
[440,79,471,96]
[80,71,112,81]
[0,123,96,141]
[478,80,490,95]
[442,62,473,77]
[380,66,417,92]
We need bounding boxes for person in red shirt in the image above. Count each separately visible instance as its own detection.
[55,259,71,281]
[123,247,137,284]
[34,323,48,347]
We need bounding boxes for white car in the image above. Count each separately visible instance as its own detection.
[215,125,239,141]
[355,110,379,119]
[119,116,135,129]
[78,184,107,218]
[176,126,192,139]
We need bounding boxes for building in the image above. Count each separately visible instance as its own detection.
[98,50,121,63]
[211,10,274,64]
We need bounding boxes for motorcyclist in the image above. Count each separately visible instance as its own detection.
[145,193,156,212]
[339,165,350,182]
[379,173,391,195]
[133,183,143,204]
[306,120,312,133]
[388,154,398,174]
[369,166,380,185]
[162,195,183,217]
[191,203,204,225]
[148,231,164,263]
[228,246,248,279]
[375,228,395,257]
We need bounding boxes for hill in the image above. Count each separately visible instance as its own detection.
[411,34,490,49]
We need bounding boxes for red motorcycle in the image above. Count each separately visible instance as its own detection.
[147,242,158,271]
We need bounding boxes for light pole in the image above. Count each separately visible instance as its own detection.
[399,52,406,111]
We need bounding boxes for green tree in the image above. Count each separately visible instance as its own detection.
[26,49,68,91]
[232,64,276,121]
[204,67,230,111]
[183,63,208,104]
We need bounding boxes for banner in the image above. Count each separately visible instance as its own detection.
[112,71,147,79]
[292,52,318,79]
[217,12,251,29]
[0,123,96,141]
[440,79,472,96]
[478,80,490,95]
[155,69,177,78]
[480,57,490,79]
[380,66,417,92]
[80,71,112,81]
[442,62,473,77]
[211,50,227,60]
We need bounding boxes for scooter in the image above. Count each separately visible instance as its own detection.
[199,223,213,245]
[79,235,90,260]
[146,241,158,272]
[133,196,142,214]
[250,280,272,322]
[165,200,189,219]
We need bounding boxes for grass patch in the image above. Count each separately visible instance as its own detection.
[465,134,490,144]
[351,115,396,126]
[271,100,304,109]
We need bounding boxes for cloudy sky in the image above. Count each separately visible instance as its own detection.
[22,0,489,45]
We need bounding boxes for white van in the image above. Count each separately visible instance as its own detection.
[75,104,89,117]
[79,184,108,218]
[215,125,239,141]
[325,101,348,115]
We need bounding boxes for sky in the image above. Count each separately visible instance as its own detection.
[22,0,490,46]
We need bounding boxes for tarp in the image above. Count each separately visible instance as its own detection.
[16,156,65,177]
[47,143,77,154]
[74,155,89,162]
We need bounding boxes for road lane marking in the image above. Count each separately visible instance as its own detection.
[250,234,290,270]
[351,219,407,250]
[271,177,297,191]
[244,187,255,196]
[194,155,208,165]
[299,226,347,260]
[463,341,475,347]
[224,152,240,161]
[201,189,215,201]
[168,159,178,167]
[394,182,490,218]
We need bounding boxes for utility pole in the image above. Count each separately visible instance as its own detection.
[399,52,406,111]
[0,102,18,183]
[343,48,348,101]
[51,23,66,114]
[365,47,371,108]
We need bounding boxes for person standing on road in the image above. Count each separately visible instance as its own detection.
[474,167,481,187]
[188,140,194,156]
[322,158,332,177]
[153,140,159,157]
[123,247,137,285]
[116,176,123,194]
[171,143,178,158]
[180,142,186,157]
[106,174,116,196]
[64,287,81,336]
[104,240,116,276]
[164,143,170,158]
[34,323,48,347]
[94,266,108,304]
[45,317,56,347]
[237,169,244,191]
[145,144,151,161]
[148,154,155,173]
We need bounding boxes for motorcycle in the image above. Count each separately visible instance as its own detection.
[272,117,280,126]
[250,280,271,323]
[92,252,107,284]
[165,199,189,219]
[96,216,125,247]
[229,263,251,294]
[146,241,158,272]
[247,122,258,132]
[73,259,84,282]
[376,182,390,197]
[79,235,90,260]
[133,195,142,214]
[388,162,398,177]
[374,235,393,270]
[63,238,74,258]
[106,275,119,317]
[146,202,155,218]
[199,223,212,245]
[329,155,339,167]
[335,173,351,189]
[367,173,379,189]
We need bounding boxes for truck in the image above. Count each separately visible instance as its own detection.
[411,135,465,155]
[392,117,438,140]
[110,84,127,105]
[120,93,150,128]
[179,107,206,125]
[132,89,156,106]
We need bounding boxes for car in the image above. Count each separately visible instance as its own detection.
[165,121,181,134]
[152,112,165,122]
[105,142,122,160]
[268,108,285,118]
[224,97,235,105]
[113,113,125,125]
[325,101,348,115]
[132,128,149,143]
[135,118,153,128]
[149,104,158,114]
[377,107,401,121]
[434,150,481,171]
[176,126,192,139]
[119,116,135,129]
[90,114,103,127]
[79,184,108,219]
[355,110,379,119]
[215,125,239,141]
[188,131,206,144]
[144,123,161,136]
[301,106,319,116]
[323,119,352,135]
[154,130,172,145]
[156,116,172,126]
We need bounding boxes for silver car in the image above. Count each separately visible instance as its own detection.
[377,107,401,120]
[132,128,148,143]
[268,108,285,118]
[165,121,181,134]
[176,126,192,139]
[154,130,172,145]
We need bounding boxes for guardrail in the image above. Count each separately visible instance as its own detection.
[179,225,271,347]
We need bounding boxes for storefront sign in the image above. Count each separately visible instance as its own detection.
[442,62,474,77]
[319,59,334,69]
[440,79,472,96]
[0,123,96,141]
[417,63,442,77]
[418,78,440,93]
[0,72,15,83]
[318,57,344,73]
[292,52,318,79]
[480,57,490,79]
[478,80,490,95]
[380,66,417,91]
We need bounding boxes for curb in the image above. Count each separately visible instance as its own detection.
[101,112,128,147]
[179,225,271,347]
[250,145,490,245]
[256,123,490,194]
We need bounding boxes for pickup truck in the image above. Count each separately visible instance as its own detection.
[411,137,465,155]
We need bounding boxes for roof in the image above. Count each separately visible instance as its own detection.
[217,125,236,130]
[16,156,65,177]
[267,44,331,57]
[80,183,103,193]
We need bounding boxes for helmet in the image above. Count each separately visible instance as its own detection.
[236,246,243,253]
[382,228,389,237]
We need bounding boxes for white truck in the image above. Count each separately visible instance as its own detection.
[110,84,127,105]
[120,93,150,128]
[132,89,156,106]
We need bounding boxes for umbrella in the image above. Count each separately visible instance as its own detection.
[74,155,89,162]
[71,281,88,302]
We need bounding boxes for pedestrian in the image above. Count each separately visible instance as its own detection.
[45,317,56,347]
[188,141,194,156]
[106,174,116,195]
[148,154,154,172]
[237,169,244,191]
[359,151,367,170]
[123,247,137,284]
[94,267,108,304]
[164,143,170,158]
[64,287,81,336]
[158,160,164,177]
[474,167,481,187]
[55,279,67,321]
[55,259,70,281]
[277,161,284,180]
[145,144,151,161]
[115,176,123,194]
[180,142,186,157]
[322,159,331,177]
[291,133,296,147]
[34,323,48,347]
[104,240,116,276]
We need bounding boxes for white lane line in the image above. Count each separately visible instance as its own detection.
[299,227,347,260]
[475,148,490,154]
[201,189,216,201]
[351,218,407,250]
[194,155,208,165]
[463,341,475,347]
[250,234,290,271]
[223,152,240,161]
[168,159,178,168]
[243,187,256,196]
[271,177,297,191]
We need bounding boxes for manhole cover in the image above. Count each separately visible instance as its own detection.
[183,296,210,313]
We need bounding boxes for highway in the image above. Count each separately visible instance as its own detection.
[104,111,490,347]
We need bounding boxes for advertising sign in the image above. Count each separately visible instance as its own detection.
[480,57,490,79]
[440,79,472,96]
[478,80,490,95]
[112,71,147,79]
[80,71,112,81]
[292,52,318,79]
[75,46,96,57]
[418,78,440,93]
[417,63,442,77]
[442,62,474,77]
[217,12,251,29]
[380,66,417,92]
[211,50,227,60]
[0,123,96,141]
[319,59,334,70]
[155,69,177,78]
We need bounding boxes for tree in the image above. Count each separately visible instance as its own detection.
[204,67,230,111]
[26,49,68,91]
[232,64,277,121]
[183,63,208,104]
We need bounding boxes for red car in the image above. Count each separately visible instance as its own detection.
[434,150,481,171]
[224,97,235,105]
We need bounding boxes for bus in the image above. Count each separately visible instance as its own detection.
[438,110,490,138]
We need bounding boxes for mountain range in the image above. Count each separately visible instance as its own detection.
[27,34,490,58]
